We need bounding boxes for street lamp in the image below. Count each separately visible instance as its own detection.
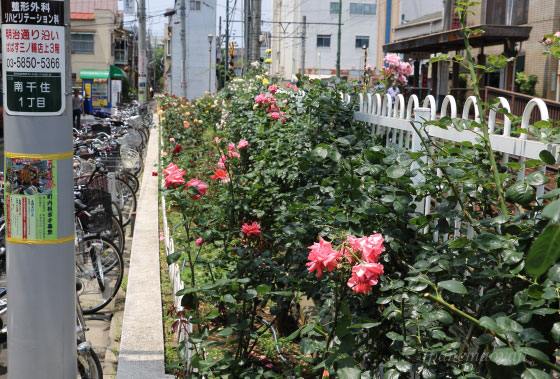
[208,33,214,93]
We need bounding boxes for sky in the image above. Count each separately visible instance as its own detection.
[120,0,272,43]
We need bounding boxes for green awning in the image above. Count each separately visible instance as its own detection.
[79,69,109,80]
[79,66,127,80]
[109,65,127,79]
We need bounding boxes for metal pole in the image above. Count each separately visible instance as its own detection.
[225,0,230,84]
[301,16,306,76]
[336,0,342,77]
[363,47,368,89]
[138,0,147,101]
[209,38,212,93]
[3,0,75,377]
[244,0,250,70]
[180,0,187,97]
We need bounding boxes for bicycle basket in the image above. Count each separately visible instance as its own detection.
[120,148,140,170]
[79,188,113,233]
[73,158,96,176]
[99,157,123,173]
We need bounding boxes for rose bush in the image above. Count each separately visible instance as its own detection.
[158,5,560,377]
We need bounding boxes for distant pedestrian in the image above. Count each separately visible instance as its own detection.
[150,87,154,98]
[387,81,400,104]
[72,88,84,129]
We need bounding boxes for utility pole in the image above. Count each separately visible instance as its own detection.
[218,16,223,88]
[250,0,262,62]
[336,0,342,77]
[180,0,187,97]
[301,16,306,76]
[244,0,251,70]
[225,0,230,84]
[2,0,75,377]
[138,0,147,101]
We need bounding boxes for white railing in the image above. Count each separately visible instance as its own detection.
[350,92,560,241]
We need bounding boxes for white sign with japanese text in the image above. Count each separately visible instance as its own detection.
[1,0,65,116]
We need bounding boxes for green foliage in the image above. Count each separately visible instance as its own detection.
[515,72,538,96]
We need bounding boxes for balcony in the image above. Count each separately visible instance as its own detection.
[114,48,128,65]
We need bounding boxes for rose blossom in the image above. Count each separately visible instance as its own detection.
[228,142,236,151]
[195,238,203,246]
[286,83,292,88]
[555,31,560,38]
[347,263,384,294]
[163,162,179,176]
[268,84,278,93]
[229,151,240,159]
[185,178,208,199]
[237,139,249,149]
[183,121,190,128]
[384,53,401,68]
[172,145,182,154]
[241,221,261,237]
[346,234,385,263]
[169,137,176,143]
[214,137,222,143]
[164,169,186,188]
[218,155,228,168]
[306,237,342,278]
[210,168,230,183]
[270,112,280,120]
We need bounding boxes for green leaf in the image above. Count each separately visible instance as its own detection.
[526,171,549,186]
[336,357,361,379]
[328,146,342,162]
[216,327,234,337]
[521,368,552,379]
[166,251,182,264]
[517,347,549,362]
[496,316,523,333]
[387,165,406,179]
[489,347,525,366]
[548,264,560,282]
[384,369,401,379]
[396,360,412,373]
[312,144,329,160]
[449,237,470,248]
[425,309,453,324]
[551,322,560,343]
[526,224,560,277]
[542,200,560,223]
[539,149,556,165]
[506,182,536,207]
[540,188,560,199]
[438,280,467,294]
[474,233,504,251]
[256,284,271,295]
[527,284,544,299]
[479,316,500,332]
[223,294,236,303]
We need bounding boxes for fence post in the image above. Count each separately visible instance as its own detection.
[411,107,431,215]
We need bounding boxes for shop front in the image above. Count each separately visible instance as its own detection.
[79,65,127,114]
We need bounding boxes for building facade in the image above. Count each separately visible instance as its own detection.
[271,0,379,81]
[168,0,217,99]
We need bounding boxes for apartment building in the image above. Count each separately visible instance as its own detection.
[271,0,378,81]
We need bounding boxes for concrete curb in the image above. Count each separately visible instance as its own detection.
[116,119,173,379]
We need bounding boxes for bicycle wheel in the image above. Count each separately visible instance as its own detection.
[76,236,123,314]
[77,346,103,379]
[114,178,137,227]
[111,201,123,227]
[121,172,139,194]
[100,215,125,254]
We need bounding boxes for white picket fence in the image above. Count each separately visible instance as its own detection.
[350,92,560,241]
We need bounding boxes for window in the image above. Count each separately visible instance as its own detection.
[317,35,331,47]
[166,39,171,57]
[330,2,340,14]
[350,3,376,15]
[486,0,528,25]
[355,36,369,48]
[190,0,201,10]
[71,33,94,54]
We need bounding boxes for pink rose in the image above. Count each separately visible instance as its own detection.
[346,234,385,263]
[306,237,342,278]
[185,178,208,199]
[229,151,240,159]
[347,263,384,294]
[228,142,236,151]
[164,169,186,188]
[169,137,176,143]
[241,221,261,237]
[237,139,249,149]
[214,137,222,143]
[270,112,280,120]
[195,238,203,246]
[384,53,401,68]
[555,31,560,38]
[286,83,292,88]
[218,155,228,169]
[268,84,278,93]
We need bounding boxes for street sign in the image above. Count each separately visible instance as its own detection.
[1,0,65,116]
[124,0,135,15]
